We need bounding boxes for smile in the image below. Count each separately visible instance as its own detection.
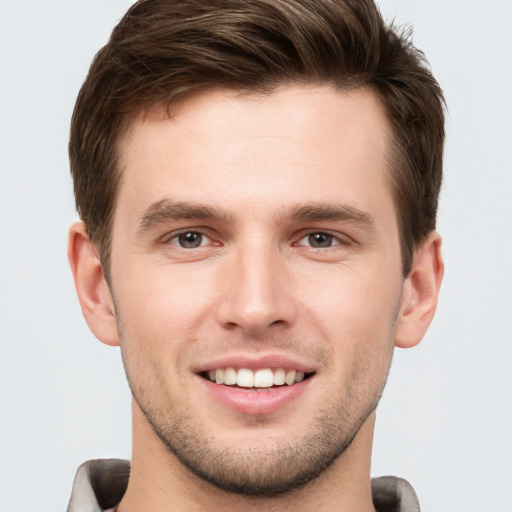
[197,359,316,414]
[203,367,313,389]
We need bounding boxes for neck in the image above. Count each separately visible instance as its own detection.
[118,402,377,512]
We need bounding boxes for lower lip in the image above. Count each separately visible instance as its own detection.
[199,376,312,415]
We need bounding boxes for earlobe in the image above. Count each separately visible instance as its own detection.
[68,221,120,347]
[395,231,444,349]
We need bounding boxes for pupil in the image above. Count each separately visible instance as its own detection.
[309,232,332,248]
[179,232,202,248]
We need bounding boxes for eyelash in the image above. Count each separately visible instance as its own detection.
[295,232,344,249]
[165,230,216,249]
[164,229,350,250]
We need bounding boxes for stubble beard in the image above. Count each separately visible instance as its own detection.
[125,362,389,498]
[144,401,381,497]
[114,295,397,498]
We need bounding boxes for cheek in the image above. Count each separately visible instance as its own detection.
[309,275,397,403]
[114,262,217,353]
[296,265,400,374]
[298,264,401,332]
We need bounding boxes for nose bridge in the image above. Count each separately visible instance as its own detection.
[217,234,296,334]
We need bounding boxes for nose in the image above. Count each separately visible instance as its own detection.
[216,240,298,335]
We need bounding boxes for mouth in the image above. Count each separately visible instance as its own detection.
[201,367,315,391]
[195,355,317,414]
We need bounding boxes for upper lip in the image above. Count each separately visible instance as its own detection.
[192,352,317,374]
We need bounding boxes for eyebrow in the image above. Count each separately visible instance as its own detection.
[137,199,375,234]
[137,199,230,234]
[288,203,376,230]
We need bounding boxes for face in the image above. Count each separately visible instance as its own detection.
[110,86,405,495]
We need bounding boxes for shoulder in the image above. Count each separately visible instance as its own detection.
[371,476,421,512]
[67,459,130,512]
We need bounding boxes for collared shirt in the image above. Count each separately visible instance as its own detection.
[67,459,421,512]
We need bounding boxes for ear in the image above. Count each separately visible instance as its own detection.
[68,221,120,346]
[395,231,444,348]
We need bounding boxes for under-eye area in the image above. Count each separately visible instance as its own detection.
[201,367,315,390]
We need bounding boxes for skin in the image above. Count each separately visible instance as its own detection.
[69,85,443,511]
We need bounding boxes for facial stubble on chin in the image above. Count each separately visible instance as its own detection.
[110,276,401,498]
[119,338,393,498]
[140,395,384,498]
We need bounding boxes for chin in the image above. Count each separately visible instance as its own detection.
[138,391,379,497]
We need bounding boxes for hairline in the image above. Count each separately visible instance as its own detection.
[95,81,416,281]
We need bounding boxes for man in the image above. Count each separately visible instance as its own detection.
[66,0,444,510]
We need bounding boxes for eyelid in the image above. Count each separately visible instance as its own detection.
[161,228,217,247]
[294,230,352,248]
[158,227,353,249]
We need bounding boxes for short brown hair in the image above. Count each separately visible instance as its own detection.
[70,0,445,277]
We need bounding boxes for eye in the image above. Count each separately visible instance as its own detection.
[297,232,340,248]
[170,231,210,249]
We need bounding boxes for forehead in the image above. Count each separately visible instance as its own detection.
[116,85,395,225]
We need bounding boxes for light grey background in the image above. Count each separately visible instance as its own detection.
[0,1,511,510]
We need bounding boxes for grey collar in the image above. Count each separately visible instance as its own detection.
[67,459,421,512]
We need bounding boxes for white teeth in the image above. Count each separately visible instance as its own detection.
[254,369,274,388]
[237,368,254,387]
[273,368,286,385]
[224,367,237,385]
[207,367,309,387]
[215,368,225,385]
[285,370,296,386]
